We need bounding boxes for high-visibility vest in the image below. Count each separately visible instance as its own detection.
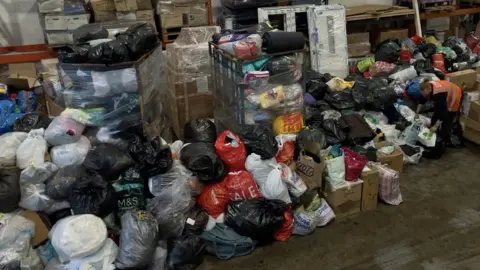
[429,80,462,112]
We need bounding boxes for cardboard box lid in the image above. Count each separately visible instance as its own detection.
[446,69,477,89]
[1,63,38,90]
[375,141,404,159]
[325,179,363,193]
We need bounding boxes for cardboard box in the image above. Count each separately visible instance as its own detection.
[348,43,371,57]
[161,14,184,28]
[464,101,480,144]
[183,13,208,27]
[375,141,404,173]
[347,32,369,44]
[462,90,480,116]
[114,0,138,11]
[324,180,363,218]
[1,63,37,90]
[136,0,152,10]
[94,10,117,22]
[295,142,325,190]
[376,29,408,45]
[45,15,68,30]
[159,1,207,27]
[446,69,477,91]
[20,210,50,247]
[91,0,116,11]
[116,11,137,20]
[360,166,379,211]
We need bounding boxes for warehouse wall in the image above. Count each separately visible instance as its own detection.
[0,0,45,46]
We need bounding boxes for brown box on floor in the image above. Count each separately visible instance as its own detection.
[446,69,477,91]
[20,210,51,247]
[360,166,380,211]
[323,180,363,218]
[375,141,404,174]
[464,101,480,144]
[375,29,408,46]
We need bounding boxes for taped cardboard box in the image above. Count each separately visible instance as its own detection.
[375,141,404,174]
[348,43,371,57]
[114,0,138,11]
[375,29,408,46]
[1,63,38,91]
[95,10,117,22]
[91,0,116,11]
[323,180,363,218]
[360,166,379,211]
[464,101,480,144]
[446,69,477,91]
[347,32,369,44]
[158,1,207,28]
[137,0,152,10]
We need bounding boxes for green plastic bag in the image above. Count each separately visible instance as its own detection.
[357,57,375,73]
[437,46,457,60]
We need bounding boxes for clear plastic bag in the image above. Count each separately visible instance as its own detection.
[16,129,47,169]
[278,163,307,198]
[19,183,54,211]
[20,162,59,185]
[51,135,91,168]
[148,163,200,197]
[0,213,35,268]
[45,116,86,146]
[148,241,167,270]
[49,214,107,263]
[0,132,28,167]
[115,210,159,269]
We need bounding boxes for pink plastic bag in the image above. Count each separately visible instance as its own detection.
[342,147,368,181]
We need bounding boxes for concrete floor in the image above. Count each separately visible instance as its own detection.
[199,144,480,270]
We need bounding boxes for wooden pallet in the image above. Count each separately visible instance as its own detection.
[161,27,182,43]
[422,0,456,11]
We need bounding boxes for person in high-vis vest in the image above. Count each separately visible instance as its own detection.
[417,80,463,143]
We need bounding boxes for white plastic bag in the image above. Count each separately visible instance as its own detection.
[0,132,28,167]
[245,153,277,187]
[0,213,35,268]
[260,166,291,204]
[378,124,400,142]
[51,136,91,168]
[63,239,118,270]
[292,208,316,236]
[398,121,424,145]
[373,163,403,205]
[314,199,336,227]
[19,183,54,211]
[49,215,107,263]
[324,150,346,187]
[278,163,307,198]
[20,162,59,185]
[388,66,417,81]
[397,143,424,165]
[60,109,92,125]
[45,116,85,146]
[395,104,431,127]
[417,128,436,147]
[16,129,47,169]
[169,140,184,160]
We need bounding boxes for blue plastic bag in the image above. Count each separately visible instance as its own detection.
[0,113,24,134]
[17,91,37,113]
[406,81,427,103]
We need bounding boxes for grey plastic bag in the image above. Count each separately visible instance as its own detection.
[20,162,59,185]
[115,210,159,269]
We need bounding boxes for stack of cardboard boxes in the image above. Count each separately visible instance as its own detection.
[90,0,156,30]
[347,32,371,58]
[462,68,480,144]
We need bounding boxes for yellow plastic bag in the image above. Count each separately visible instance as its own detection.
[326,77,355,91]
[273,112,303,135]
[425,36,441,47]
[259,85,285,109]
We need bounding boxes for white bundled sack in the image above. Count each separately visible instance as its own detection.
[378,124,400,142]
[278,163,307,198]
[314,199,335,227]
[0,213,36,268]
[49,214,107,263]
[19,183,54,211]
[260,166,291,204]
[63,239,118,270]
[324,148,346,187]
[373,163,403,205]
[45,116,85,146]
[397,143,424,165]
[292,207,316,236]
[388,66,417,81]
[16,129,47,170]
[245,153,277,187]
[169,140,184,160]
[417,128,436,147]
[20,162,59,185]
[398,121,424,145]
[0,132,27,167]
[395,104,431,127]
[51,136,91,168]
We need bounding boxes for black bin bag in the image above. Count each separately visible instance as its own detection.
[324,90,355,110]
[375,39,401,63]
[73,24,109,44]
[184,118,217,144]
[83,143,133,181]
[117,23,159,60]
[45,165,85,200]
[166,233,205,270]
[57,45,90,63]
[88,40,130,64]
[418,42,437,59]
[417,137,446,160]
[13,113,52,133]
[225,198,288,242]
[413,59,434,74]
[128,134,173,178]
[240,125,277,159]
[180,143,226,183]
[351,77,373,110]
[0,167,20,213]
[67,171,115,217]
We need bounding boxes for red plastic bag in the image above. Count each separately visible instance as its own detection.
[224,171,262,201]
[342,147,368,182]
[275,134,296,164]
[215,130,247,172]
[274,206,293,241]
[197,182,229,218]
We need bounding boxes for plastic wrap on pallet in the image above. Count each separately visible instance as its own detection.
[155,0,207,14]
[308,5,348,78]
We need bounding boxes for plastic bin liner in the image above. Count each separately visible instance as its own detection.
[0,167,20,213]
[166,233,205,270]
[0,132,27,167]
[197,182,230,219]
[20,162,59,185]
[73,24,109,44]
[0,213,35,268]
[45,165,84,200]
[260,166,291,203]
[112,167,146,219]
[399,143,423,164]
[148,162,201,197]
[324,90,355,110]
[240,125,278,160]
[374,39,400,63]
[63,238,118,270]
[245,153,277,187]
[128,135,173,179]
[266,54,303,85]
[215,130,247,172]
[51,136,91,168]
[224,171,262,201]
[417,137,445,160]
[225,198,287,242]
[45,116,85,146]
[146,170,194,239]
[116,23,159,60]
[16,129,47,170]
[115,210,159,269]
[88,40,131,64]
[49,214,107,263]
[180,142,226,183]
[13,113,51,133]
[184,119,217,144]
[83,143,133,181]
[418,42,437,58]
[183,205,210,235]
[67,171,115,217]
[57,45,91,63]
[19,183,54,211]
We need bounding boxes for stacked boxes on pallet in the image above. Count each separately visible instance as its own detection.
[154,0,210,46]
[37,0,90,45]
[90,0,156,30]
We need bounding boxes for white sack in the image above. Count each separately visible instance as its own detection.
[398,121,424,145]
[51,136,91,168]
[395,104,431,126]
[418,128,436,147]
[292,208,316,236]
[245,153,277,187]
[260,166,291,204]
[18,183,54,212]
[45,116,85,146]
[315,199,336,227]
[16,129,47,169]
[63,239,118,270]
[0,132,28,167]
[49,214,107,263]
[20,162,59,185]
[278,163,307,198]
[373,163,403,205]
